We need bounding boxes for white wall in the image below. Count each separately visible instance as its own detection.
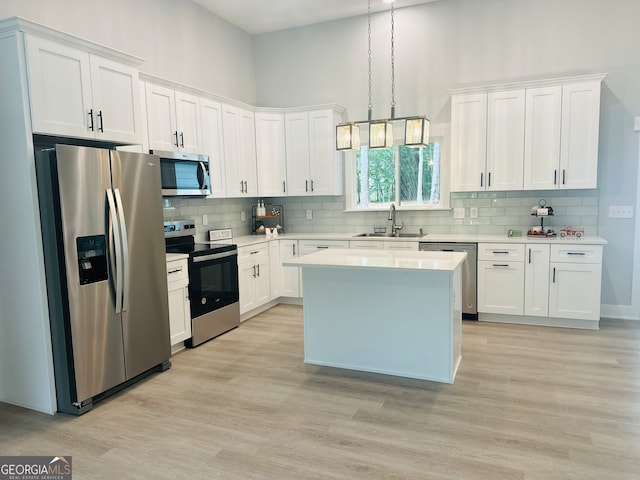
[253,0,640,314]
[0,0,257,104]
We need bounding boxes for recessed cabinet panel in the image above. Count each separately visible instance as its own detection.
[450,93,487,192]
[523,86,562,190]
[26,36,92,138]
[256,112,287,197]
[478,260,524,315]
[145,83,178,151]
[560,82,601,189]
[524,244,550,317]
[486,90,525,190]
[549,262,602,320]
[201,99,226,198]
[174,91,202,154]
[285,112,311,196]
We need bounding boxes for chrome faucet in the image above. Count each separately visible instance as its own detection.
[388,203,404,236]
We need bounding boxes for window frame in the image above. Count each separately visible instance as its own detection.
[343,122,450,212]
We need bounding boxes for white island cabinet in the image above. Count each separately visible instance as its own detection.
[285,249,466,384]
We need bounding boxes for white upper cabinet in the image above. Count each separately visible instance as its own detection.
[222,104,257,197]
[452,75,604,192]
[450,93,487,192]
[201,98,226,198]
[26,35,141,143]
[285,109,343,196]
[255,112,287,197]
[523,86,563,190]
[145,83,202,153]
[559,81,601,189]
[486,90,525,191]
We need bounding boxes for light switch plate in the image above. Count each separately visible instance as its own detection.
[306,209,313,219]
[240,211,246,221]
[469,207,478,218]
[453,207,465,219]
[202,214,208,225]
[609,205,634,218]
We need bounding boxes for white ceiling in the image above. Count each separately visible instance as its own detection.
[192,0,440,35]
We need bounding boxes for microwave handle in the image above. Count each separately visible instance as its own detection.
[197,161,208,189]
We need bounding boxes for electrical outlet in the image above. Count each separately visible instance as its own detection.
[609,205,634,218]
[306,209,313,220]
[240,211,246,221]
[202,214,208,225]
[453,207,465,219]
[469,207,478,218]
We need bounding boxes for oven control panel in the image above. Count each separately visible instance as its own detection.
[164,219,196,238]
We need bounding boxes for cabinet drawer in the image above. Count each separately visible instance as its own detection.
[478,243,525,261]
[166,258,188,284]
[384,241,418,251]
[238,244,268,264]
[350,240,384,250]
[299,239,349,255]
[550,244,602,263]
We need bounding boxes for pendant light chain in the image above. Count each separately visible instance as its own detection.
[390,1,396,118]
[367,0,373,120]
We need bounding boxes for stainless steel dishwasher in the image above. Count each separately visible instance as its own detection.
[419,242,477,320]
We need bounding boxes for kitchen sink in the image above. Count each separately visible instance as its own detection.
[354,232,427,238]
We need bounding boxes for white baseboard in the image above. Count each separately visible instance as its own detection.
[479,313,599,330]
[600,304,640,321]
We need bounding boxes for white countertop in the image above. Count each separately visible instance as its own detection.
[232,232,608,248]
[284,248,467,272]
[166,252,188,262]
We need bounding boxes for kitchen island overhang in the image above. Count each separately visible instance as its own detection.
[285,249,467,384]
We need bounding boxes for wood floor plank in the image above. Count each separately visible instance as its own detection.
[1,305,639,479]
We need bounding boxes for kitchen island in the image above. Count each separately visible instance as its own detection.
[285,248,467,383]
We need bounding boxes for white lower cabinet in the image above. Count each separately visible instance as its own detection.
[524,244,550,317]
[478,243,525,315]
[479,242,603,327]
[166,258,191,347]
[279,240,300,298]
[238,244,270,316]
[549,245,603,321]
[349,240,384,250]
[269,241,281,300]
[383,241,418,251]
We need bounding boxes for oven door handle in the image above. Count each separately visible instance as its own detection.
[192,250,237,263]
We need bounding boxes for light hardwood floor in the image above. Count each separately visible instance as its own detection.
[1,305,640,479]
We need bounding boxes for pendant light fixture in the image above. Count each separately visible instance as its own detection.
[336,0,430,151]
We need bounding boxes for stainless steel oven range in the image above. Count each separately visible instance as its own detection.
[165,220,240,346]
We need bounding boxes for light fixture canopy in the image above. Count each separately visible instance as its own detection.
[336,123,361,151]
[404,116,430,147]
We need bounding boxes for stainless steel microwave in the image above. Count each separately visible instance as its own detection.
[153,150,211,196]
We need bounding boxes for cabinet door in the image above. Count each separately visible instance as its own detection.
[201,98,226,198]
[238,261,257,315]
[167,282,191,345]
[308,109,342,195]
[285,111,311,196]
[90,55,141,144]
[25,35,93,138]
[222,104,243,197]
[559,81,601,189]
[239,108,258,196]
[145,83,178,151]
[255,260,271,307]
[175,91,202,153]
[450,93,487,192]
[486,90,524,191]
[549,262,602,320]
[524,244,550,317]
[256,112,287,197]
[280,240,300,297]
[523,86,562,190]
[477,260,524,315]
[269,241,281,300]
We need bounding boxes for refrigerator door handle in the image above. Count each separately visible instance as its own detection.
[114,188,130,313]
[106,188,123,314]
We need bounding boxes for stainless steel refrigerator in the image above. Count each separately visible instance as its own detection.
[36,144,170,415]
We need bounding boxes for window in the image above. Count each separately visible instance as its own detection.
[345,125,449,211]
